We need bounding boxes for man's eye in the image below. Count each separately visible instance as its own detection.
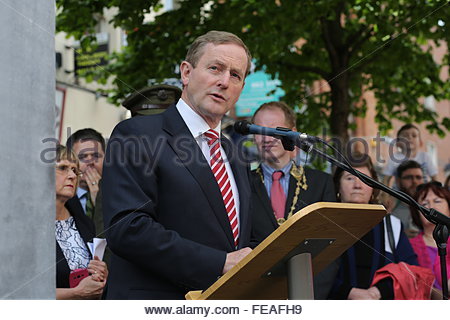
[231,73,241,80]
[78,154,87,160]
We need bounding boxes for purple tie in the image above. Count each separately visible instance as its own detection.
[271,171,286,220]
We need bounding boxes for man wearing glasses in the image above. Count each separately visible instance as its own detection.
[391,160,424,237]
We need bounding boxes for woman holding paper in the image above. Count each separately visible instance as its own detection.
[55,144,108,299]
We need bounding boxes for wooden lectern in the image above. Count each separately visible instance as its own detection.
[186,202,386,300]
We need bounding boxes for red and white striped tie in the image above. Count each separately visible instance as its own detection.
[204,129,239,247]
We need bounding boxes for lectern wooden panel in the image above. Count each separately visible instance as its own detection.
[186,202,386,300]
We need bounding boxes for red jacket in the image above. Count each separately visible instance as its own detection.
[371,262,435,299]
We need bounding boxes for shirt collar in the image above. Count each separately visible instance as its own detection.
[261,161,292,178]
[76,187,88,198]
[176,98,221,139]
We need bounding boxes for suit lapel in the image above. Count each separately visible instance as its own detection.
[251,169,279,229]
[284,173,297,218]
[162,106,235,248]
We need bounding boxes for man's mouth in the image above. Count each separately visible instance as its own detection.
[262,143,278,150]
[210,93,226,101]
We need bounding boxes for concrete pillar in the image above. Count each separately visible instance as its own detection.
[0,1,55,298]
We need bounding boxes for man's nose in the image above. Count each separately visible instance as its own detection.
[217,73,230,88]
[262,135,275,143]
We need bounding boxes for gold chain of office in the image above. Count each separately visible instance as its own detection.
[256,161,308,225]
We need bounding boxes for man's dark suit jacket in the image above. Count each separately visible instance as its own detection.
[56,199,95,288]
[102,105,252,300]
[249,166,339,299]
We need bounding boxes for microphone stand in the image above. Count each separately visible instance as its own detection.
[295,139,450,300]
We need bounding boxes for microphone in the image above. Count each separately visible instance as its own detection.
[233,120,319,143]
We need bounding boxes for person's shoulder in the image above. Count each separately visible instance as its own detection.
[382,155,400,175]
[415,151,434,163]
[113,113,165,135]
[409,233,423,244]
[250,165,263,180]
[304,167,332,179]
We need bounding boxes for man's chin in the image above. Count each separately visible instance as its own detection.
[263,155,280,165]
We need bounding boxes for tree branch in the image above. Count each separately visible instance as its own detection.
[320,17,339,70]
[351,45,388,74]
[348,27,374,57]
[279,60,329,79]
[345,25,365,48]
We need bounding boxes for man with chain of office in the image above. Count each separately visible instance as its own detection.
[249,101,339,299]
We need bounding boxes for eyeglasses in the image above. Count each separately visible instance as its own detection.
[400,174,424,181]
[56,164,81,176]
[416,181,443,192]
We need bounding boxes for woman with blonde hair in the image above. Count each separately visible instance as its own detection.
[55,145,108,299]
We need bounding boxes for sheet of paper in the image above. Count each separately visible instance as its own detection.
[87,238,107,261]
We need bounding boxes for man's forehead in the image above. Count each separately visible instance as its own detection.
[202,44,247,67]
[254,108,288,125]
[73,139,103,152]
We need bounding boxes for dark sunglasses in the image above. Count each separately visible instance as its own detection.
[416,181,443,192]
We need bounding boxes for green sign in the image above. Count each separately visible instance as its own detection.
[74,43,109,77]
[235,71,284,117]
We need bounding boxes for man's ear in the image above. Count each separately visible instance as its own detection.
[180,61,192,86]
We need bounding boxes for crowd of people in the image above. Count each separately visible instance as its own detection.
[54,30,450,300]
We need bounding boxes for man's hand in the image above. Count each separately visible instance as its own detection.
[83,167,101,203]
[222,247,252,274]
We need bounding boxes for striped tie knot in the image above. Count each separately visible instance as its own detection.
[204,129,219,146]
[204,129,223,164]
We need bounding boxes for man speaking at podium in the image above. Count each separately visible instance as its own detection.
[102,31,252,299]
[249,101,339,299]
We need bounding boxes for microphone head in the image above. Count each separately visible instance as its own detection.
[234,120,251,135]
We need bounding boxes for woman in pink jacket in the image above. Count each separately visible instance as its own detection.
[409,181,450,299]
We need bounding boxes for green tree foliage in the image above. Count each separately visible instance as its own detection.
[57,0,450,142]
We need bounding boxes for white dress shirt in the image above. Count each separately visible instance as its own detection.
[176,99,241,230]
